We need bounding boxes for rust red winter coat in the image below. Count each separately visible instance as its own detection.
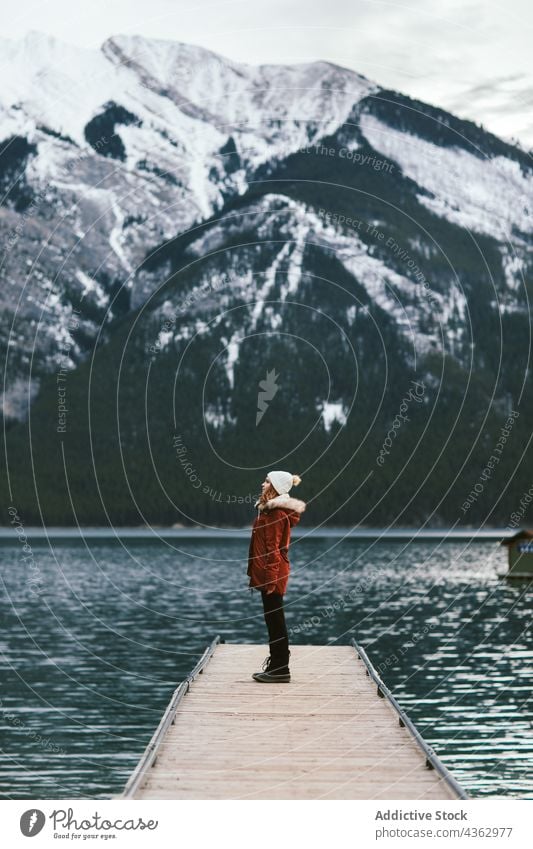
[247,493,306,595]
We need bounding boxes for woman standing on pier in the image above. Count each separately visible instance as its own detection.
[247,471,306,682]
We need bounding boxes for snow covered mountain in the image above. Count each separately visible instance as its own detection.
[2,32,532,407]
[0,30,381,416]
[2,31,533,526]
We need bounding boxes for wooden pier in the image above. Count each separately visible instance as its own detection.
[120,637,467,800]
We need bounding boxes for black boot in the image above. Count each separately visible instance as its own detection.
[252,650,291,682]
[252,668,291,682]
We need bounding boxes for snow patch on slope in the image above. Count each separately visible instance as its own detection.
[320,401,348,431]
[186,193,461,355]
[360,114,533,243]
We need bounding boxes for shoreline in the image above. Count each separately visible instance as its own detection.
[0,526,511,542]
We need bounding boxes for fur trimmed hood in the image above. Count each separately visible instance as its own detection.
[255,493,307,514]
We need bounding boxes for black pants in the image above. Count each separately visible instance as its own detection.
[261,590,290,671]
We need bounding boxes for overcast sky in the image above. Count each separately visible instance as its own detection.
[4,0,533,147]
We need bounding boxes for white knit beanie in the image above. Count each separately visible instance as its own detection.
[268,470,301,495]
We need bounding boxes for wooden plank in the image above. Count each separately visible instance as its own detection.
[124,643,465,801]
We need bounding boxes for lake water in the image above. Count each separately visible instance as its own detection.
[0,536,531,799]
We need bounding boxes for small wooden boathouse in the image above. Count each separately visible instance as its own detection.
[500,529,533,578]
[119,637,467,800]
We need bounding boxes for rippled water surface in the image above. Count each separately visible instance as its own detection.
[0,537,531,798]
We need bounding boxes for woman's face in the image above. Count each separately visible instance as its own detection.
[261,476,271,494]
